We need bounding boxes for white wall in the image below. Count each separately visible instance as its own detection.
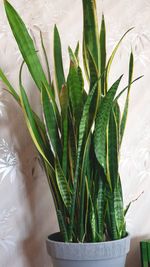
[0,0,150,266]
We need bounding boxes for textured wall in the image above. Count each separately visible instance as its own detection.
[0,0,150,266]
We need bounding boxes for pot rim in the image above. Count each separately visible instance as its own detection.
[46,232,131,260]
[47,231,130,245]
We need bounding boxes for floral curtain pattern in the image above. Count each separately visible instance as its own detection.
[0,0,150,266]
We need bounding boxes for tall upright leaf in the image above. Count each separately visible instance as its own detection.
[69,83,98,241]
[94,76,123,183]
[105,28,133,91]
[4,0,49,92]
[54,25,65,93]
[82,0,100,70]
[55,158,71,211]
[107,109,119,190]
[60,84,68,177]
[100,14,106,95]
[120,52,134,143]
[0,68,20,102]
[20,83,50,166]
[67,58,83,126]
[40,31,52,86]
[41,85,62,159]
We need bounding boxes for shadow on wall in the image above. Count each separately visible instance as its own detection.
[2,91,58,267]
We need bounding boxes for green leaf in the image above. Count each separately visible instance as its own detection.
[94,76,123,180]
[97,178,106,241]
[90,197,98,242]
[0,67,48,138]
[83,37,90,82]
[87,47,99,91]
[82,0,100,70]
[54,25,65,92]
[68,46,78,67]
[20,82,50,166]
[107,108,119,190]
[105,28,134,91]
[57,209,68,242]
[4,0,49,91]
[79,134,91,241]
[60,84,68,177]
[115,75,143,102]
[100,14,106,95]
[69,82,98,241]
[113,179,126,238]
[67,60,83,125]
[40,30,52,86]
[74,41,80,63]
[55,158,71,211]
[120,52,134,143]
[41,85,62,159]
[0,68,20,102]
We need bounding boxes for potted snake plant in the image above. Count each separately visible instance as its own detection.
[0,0,142,266]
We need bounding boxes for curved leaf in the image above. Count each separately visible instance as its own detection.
[20,84,50,166]
[40,30,52,86]
[4,0,49,91]
[100,14,106,95]
[120,52,134,143]
[54,25,65,92]
[41,85,62,159]
[105,28,134,91]
[60,84,68,176]
[94,76,123,179]
[82,0,100,70]
[55,158,71,211]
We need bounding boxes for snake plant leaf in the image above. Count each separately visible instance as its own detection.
[113,102,121,148]
[0,67,48,137]
[68,111,77,183]
[40,31,52,86]
[106,195,118,240]
[60,84,68,176]
[55,158,71,211]
[97,178,106,241]
[120,52,134,144]
[105,28,134,91]
[57,210,68,242]
[113,179,126,238]
[54,25,65,92]
[74,41,80,63]
[83,37,90,82]
[20,82,50,166]
[69,82,98,241]
[4,0,49,92]
[68,46,78,67]
[79,134,91,241]
[94,75,123,179]
[67,59,83,126]
[115,75,143,102]
[82,0,100,71]
[107,109,119,190]
[41,84,62,159]
[106,178,126,240]
[0,68,20,102]
[90,197,98,242]
[100,14,106,95]
[87,47,99,91]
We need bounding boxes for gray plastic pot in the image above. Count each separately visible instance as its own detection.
[46,232,130,267]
